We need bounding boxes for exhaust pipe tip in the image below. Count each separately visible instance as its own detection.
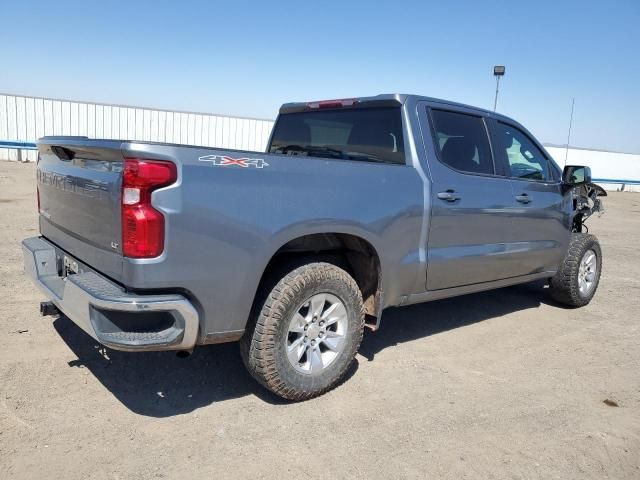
[176,350,191,359]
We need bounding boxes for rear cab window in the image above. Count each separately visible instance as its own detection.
[269,107,406,165]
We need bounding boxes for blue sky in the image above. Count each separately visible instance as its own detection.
[2,0,639,153]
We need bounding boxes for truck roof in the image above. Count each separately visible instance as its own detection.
[279,93,515,124]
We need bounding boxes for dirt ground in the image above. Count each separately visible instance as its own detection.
[0,160,638,479]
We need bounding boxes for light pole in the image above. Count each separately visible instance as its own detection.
[493,65,505,111]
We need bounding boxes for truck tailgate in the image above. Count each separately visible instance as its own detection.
[37,138,125,282]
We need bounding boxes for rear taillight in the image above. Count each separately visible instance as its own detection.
[122,158,177,258]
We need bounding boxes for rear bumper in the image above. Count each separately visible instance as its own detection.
[22,236,199,352]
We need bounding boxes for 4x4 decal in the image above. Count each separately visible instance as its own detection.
[199,155,269,169]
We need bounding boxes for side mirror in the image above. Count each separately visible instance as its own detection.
[562,165,591,185]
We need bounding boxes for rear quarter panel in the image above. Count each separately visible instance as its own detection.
[120,142,425,341]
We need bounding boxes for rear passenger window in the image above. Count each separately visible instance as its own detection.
[430,109,494,175]
[492,122,551,181]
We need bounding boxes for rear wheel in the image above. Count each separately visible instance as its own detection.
[549,233,602,307]
[240,262,364,401]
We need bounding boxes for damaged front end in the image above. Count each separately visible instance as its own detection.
[561,165,606,233]
[571,182,607,233]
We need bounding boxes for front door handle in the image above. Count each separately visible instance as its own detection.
[437,190,461,202]
[515,194,532,204]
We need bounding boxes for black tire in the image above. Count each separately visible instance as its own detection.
[240,262,364,401]
[549,233,602,307]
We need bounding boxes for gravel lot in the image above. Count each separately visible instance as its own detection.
[1,160,639,479]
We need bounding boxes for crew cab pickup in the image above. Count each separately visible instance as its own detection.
[23,94,605,400]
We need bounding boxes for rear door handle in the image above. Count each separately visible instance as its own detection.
[515,194,532,204]
[437,190,461,202]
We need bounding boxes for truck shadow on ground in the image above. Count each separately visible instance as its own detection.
[358,280,555,361]
[54,280,555,417]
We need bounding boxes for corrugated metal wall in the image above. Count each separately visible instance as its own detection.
[1,92,638,191]
[0,93,275,162]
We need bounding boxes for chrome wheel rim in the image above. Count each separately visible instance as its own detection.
[578,249,597,296]
[286,293,348,375]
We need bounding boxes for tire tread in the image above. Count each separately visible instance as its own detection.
[240,262,364,401]
[550,233,602,307]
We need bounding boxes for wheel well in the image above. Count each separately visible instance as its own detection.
[260,233,382,328]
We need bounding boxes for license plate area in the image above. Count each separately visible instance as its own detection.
[48,243,88,278]
[63,255,80,276]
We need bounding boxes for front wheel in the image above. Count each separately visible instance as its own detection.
[240,262,364,401]
[549,233,602,307]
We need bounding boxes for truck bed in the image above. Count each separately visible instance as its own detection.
[34,136,425,344]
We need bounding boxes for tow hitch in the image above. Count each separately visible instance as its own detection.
[40,301,60,317]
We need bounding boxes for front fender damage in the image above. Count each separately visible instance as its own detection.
[572,182,607,232]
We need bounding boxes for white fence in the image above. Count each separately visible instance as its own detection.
[545,146,640,192]
[0,93,275,162]
[1,93,638,191]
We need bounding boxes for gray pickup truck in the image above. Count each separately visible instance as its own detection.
[23,94,605,400]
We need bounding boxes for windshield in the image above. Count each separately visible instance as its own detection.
[269,107,405,165]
